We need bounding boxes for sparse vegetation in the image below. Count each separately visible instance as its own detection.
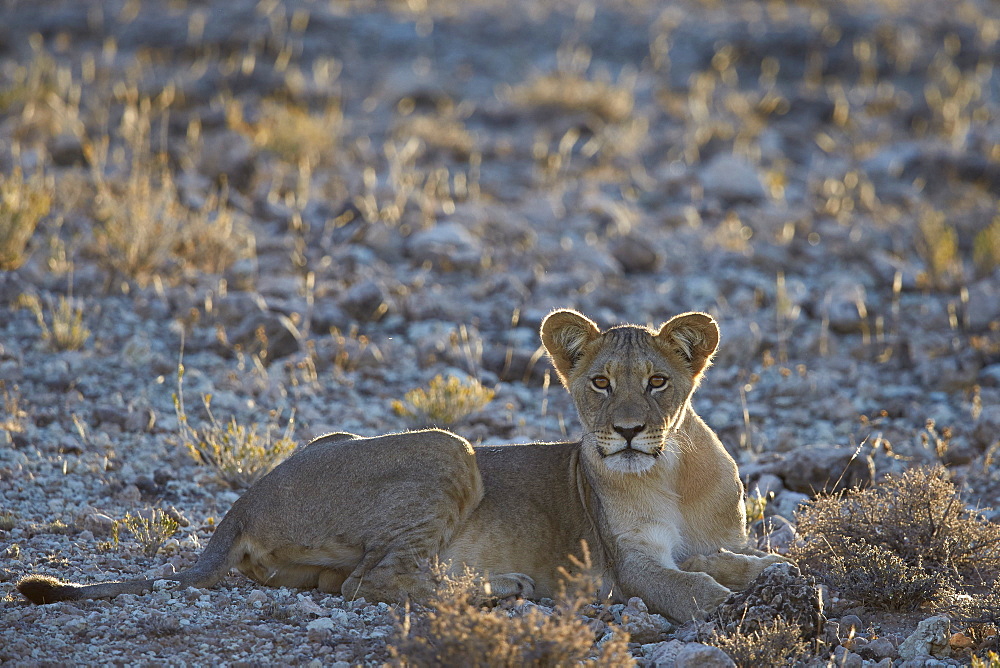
[0,381,27,434]
[392,374,495,426]
[389,548,633,667]
[706,617,808,668]
[792,466,1000,612]
[90,97,253,285]
[174,364,297,488]
[0,511,16,532]
[19,292,91,351]
[230,97,343,168]
[0,166,52,271]
[973,651,1000,668]
[111,508,180,557]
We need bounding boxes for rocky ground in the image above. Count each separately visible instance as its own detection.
[1,0,1000,665]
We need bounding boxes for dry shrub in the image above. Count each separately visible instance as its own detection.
[708,617,807,668]
[792,465,1000,612]
[111,508,180,557]
[174,364,296,489]
[0,167,52,270]
[91,98,253,284]
[508,72,634,124]
[230,98,342,167]
[389,549,633,668]
[392,374,495,426]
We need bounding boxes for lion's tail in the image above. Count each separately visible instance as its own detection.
[17,515,243,605]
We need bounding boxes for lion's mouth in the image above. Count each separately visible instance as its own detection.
[601,444,661,459]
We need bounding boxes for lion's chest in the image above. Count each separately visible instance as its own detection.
[612,492,685,569]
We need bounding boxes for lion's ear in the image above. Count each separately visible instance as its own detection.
[657,312,719,378]
[540,309,601,386]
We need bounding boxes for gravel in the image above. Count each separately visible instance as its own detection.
[2,0,1000,664]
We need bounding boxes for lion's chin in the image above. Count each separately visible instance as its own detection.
[602,448,659,474]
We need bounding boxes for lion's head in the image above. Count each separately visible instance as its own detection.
[541,310,719,474]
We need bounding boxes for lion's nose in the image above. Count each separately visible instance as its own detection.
[613,424,646,444]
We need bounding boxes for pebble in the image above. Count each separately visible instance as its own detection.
[2,1,998,666]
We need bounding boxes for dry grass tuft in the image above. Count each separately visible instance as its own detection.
[111,508,180,557]
[19,293,91,351]
[509,72,634,124]
[174,364,296,489]
[230,98,343,167]
[707,617,807,668]
[392,374,495,426]
[91,98,253,285]
[388,547,633,667]
[792,465,1000,612]
[0,167,52,271]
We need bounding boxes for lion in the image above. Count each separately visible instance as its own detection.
[17,309,780,621]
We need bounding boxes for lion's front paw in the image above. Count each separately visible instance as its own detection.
[488,572,535,599]
[677,571,731,620]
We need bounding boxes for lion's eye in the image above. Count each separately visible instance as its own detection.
[648,375,668,390]
[591,376,611,391]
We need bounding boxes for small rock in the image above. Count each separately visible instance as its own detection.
[898,615,952,661]
[306,616,336,642]
[199,130,257,190]
[699,155,767,203]
[610,234,661,273]
[295,595,327,617]
[151,562,177,578]
[406,223,483,271]
[832,646,864,668]
[226,311,301,362]
[768,490,809,519]
[823,280,868,334]
[750,514,796,553]
[48,132,87,166]
[860,637,898,661]
[246,590,269,606]
[839,614,864,635]
[643,639,683,667]
[614,596,672,643]
[338,280,389,322]
[675,643,736,668]
[777,444,875,494]
[713,563,823,639]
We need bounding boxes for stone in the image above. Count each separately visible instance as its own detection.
[675,643,736,668]
[613,596,672,644]
[48,133,87,167]
[750,514,796,553]
[777,444,875,494]
[699,155,767,203]
[860,637,898,661]
[839,614,864,635]
[610,234,661,273]
[226,311,302,362]
[338,280,389,322]
[246,590,269,606]
[898,615,952,661]
[199,130,257,191]
[406,223,483,271]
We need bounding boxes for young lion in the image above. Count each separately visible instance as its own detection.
[17,309,780,621]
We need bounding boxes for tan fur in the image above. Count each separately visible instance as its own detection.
[16,310,780,621]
